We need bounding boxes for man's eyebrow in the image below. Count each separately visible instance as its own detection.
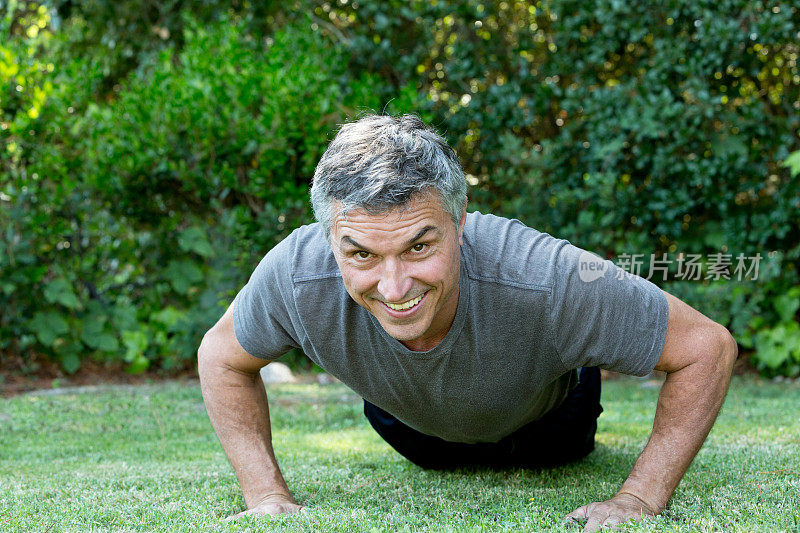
[341,235,369,251]
[405,225,437,246]
[339,226,438,251]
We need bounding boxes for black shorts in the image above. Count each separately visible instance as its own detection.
[363,367,603,470]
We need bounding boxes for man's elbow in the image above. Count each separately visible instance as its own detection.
[712,324,738,377]
[197,329,217,377]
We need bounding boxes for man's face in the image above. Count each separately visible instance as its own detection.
[330,193,466,352]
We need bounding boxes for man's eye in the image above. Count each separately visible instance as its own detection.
[355,251,371,260]
[411,243,427,253]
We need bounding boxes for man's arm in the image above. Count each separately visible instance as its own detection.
[565,290,738,531]
[197,304,303,519]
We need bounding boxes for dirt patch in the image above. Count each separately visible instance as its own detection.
[1,348,761,398]
[1,352,334,398]
[0,352,196,398]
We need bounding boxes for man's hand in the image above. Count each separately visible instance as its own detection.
[564,492,658,531]
[199,304,299,516]
[564,290,736,531]
[224,494,306,521]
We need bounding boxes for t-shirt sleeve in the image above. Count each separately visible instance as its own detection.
[231,236,300,360]
[548,241,669,376]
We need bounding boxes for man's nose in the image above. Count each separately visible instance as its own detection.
[377,259,412,303]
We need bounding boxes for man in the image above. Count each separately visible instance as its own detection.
[198,114,737,531]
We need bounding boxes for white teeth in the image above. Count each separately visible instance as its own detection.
[385,293,424,311]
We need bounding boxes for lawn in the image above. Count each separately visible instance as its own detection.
[1,376,799,532]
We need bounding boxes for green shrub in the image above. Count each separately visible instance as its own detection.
[3,1,799,377]
[737,151,800,377]
[0,9,405,373]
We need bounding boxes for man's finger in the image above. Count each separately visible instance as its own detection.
[564,503,592,520]
[223,507,271,521]
[222,510,250,522]
[583,514,604,532]
[598,514,624,530]
[224,502,305,522]
[271,504,305,516]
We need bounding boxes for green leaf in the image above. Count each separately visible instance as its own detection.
[784,322,800,358]
[781,150,800,177]
[82,310,105,335]
[152,306,185,330]
[93,333,120,352]
[596,137,625,159]
[126,353,150,374]
[111,301,138,332]
[711,135,747,158]
[58,340,85,374]
[61,352,81,374]
[1,281,15,295]
[80,326,101,348]
[80,301,116,351]
[774,291,800,324]
[83,321,120,353]
[737,330,754,349]
[754,323,800,370]
[177,226,214,258]
[754,331,785,369]
[164,260,204,294]
[43,279,81,309]
[29,311,70,347]
[122,330,148,363]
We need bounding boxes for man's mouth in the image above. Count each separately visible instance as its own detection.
[383,291,427,312]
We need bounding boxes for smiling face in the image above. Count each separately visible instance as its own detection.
[329,193,466,352]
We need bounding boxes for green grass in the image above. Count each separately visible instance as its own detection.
[1,377,799,532]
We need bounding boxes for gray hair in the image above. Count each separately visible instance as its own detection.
[310,114,467,239]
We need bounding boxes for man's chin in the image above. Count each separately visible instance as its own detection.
[380,324,424,342]
[376,319,428,343]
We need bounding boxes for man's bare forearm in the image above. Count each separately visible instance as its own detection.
[198,355,295,509]
[617,336,737,512]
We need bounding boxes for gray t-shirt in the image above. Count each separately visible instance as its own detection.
[232,211,669,443]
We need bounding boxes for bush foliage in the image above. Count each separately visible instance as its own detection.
[2,1,799,376]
